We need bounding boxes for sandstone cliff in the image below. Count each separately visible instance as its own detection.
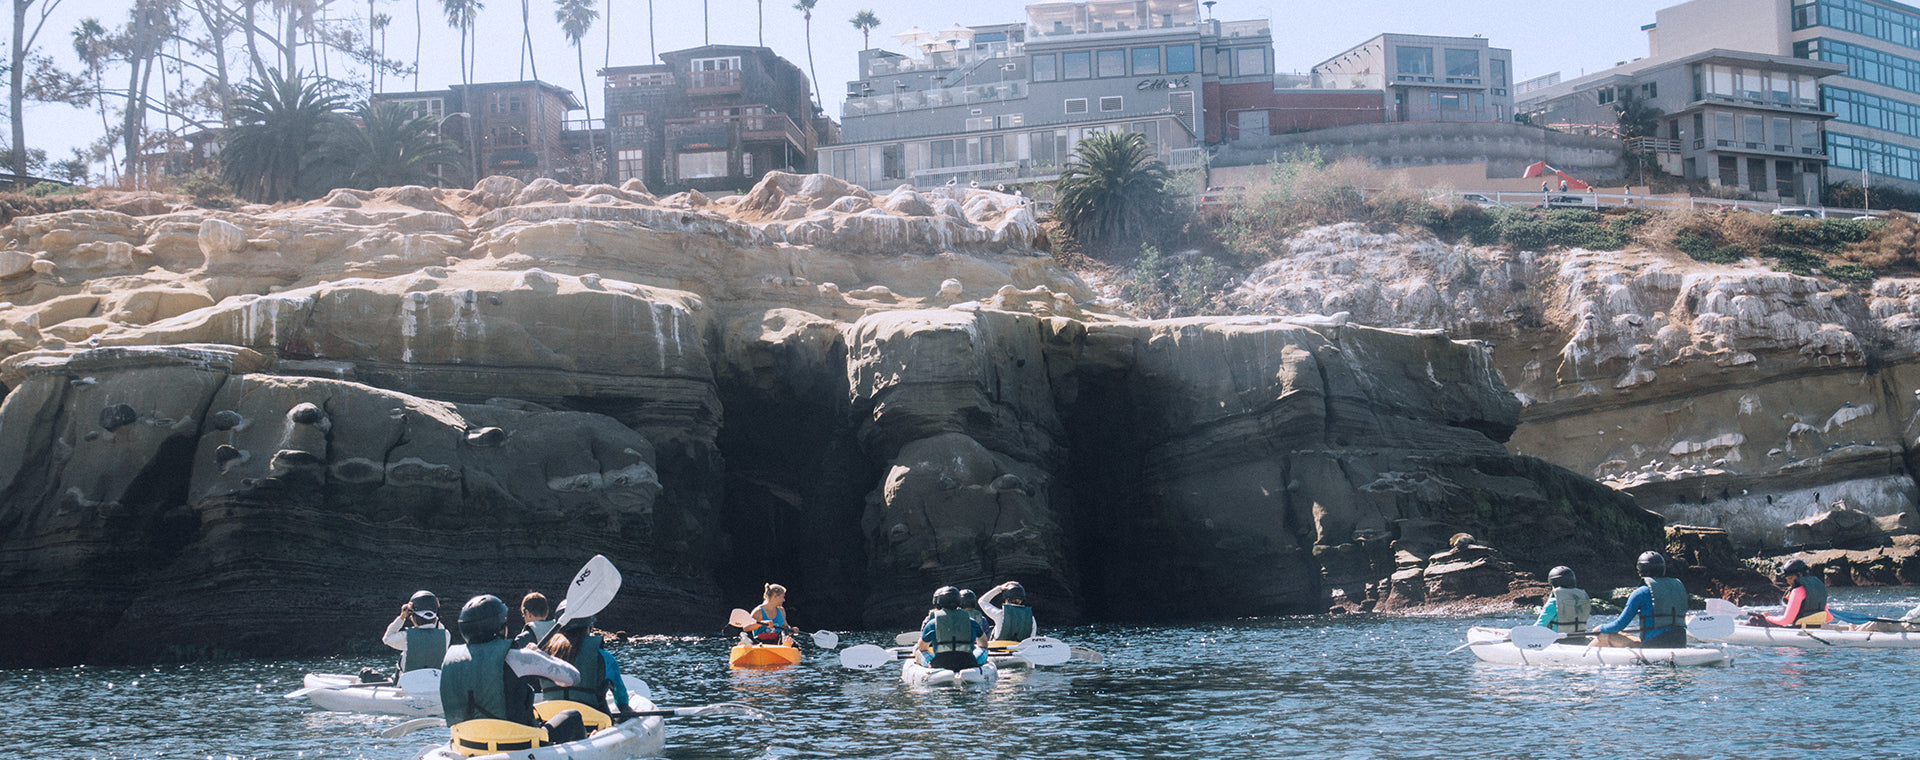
[0,176,1652,667]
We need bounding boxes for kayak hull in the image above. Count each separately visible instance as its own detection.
[900,658,997,687]
[729,643,801,668]
[300,673,441,716]
[1697,623,1920,649]
[412,697,666,760]
[1465,626,1733,667]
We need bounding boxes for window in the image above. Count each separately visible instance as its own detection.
[1444,49,1479,79]
[1597,87,1616,105]
[1490,58,1507,87]
[1640,81,1658,99]
[1166,44,1195,74]
[1029,130,1057,166]
[676,150,728,179]
[1715,112,1735,141]
[1773,117,1791,148]
[1745,114,1764,144]
[1718,155,1738,186]
[691,56,740,71]
[1776,159,1797,197]
[1215,48,1231,76]
[1236,110,1268,138]
[1032,54,1058,82]
[1063,51,1092,80]
[1396,46,1433,76]
[1748,157,1767,192]
[1065,97,1089,114]
[829,148,852,180]
[1796,118,1820,148]
[1100,96,1123,112]
[931,139,957,168]
[1235,48,1265,76]
[1132,47,1160,75]
[489,93,526,114]
[1098,49,1126,77]
[620,113,646,128]
[617,149,645,181]
[1438,92,1464,110]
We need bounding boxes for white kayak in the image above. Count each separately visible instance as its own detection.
[1465,626,1733,667]
[410,696,666,760]
[1694,622,1920,649]
[900,657,998,687]
[297,673,441,716]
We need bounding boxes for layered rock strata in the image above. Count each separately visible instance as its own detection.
[0,176,1649,667]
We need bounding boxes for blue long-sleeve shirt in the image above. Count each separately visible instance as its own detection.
[1535,597,1559,629]
[1595,585,1678,639]
[603,653,631,711]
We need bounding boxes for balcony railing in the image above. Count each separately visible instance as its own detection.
[663,111,809,151]
[1628,137,1682,154]
[843,80,1029,118]
[687,69,743,93]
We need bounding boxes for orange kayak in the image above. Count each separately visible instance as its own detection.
[729,643,801,668]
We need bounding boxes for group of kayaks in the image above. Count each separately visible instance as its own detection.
[1463,597,1920,668]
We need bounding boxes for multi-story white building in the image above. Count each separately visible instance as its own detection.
[1311,34,1516,124]
[823,0,1274,190]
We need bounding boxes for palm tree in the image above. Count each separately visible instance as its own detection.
[72,17,118,179]
[849,9,879,50]
[221,69,349,202]
[1052,131,1178,250]
[441,0,482,91]
[518,0,540,81]
[756,0,763,46]
[317,102,466,188]
[555,0,598,179]
[413,0,422,89]
[793,0,819,106]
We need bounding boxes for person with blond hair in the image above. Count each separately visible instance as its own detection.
[745,583,794,646]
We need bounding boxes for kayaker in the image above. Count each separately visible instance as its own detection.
[441,594,588,743]
[1534,566,1591,635]
[744,583,794,646]
[512,591,555,648]
[1749,558,1830,628]
[959,589,991,639]
[917,586,988,672]
[382,590,449,673]
[538,600,632,716]
[1590,551,1689,648]
[978,581,1037,642]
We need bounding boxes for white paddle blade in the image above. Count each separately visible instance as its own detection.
[397,668,440,695]
[1013,636,1071,666]
[1705,598,1742,617]
[379,717,446,738]
[810,630,840,649]
[894,631,920,646]
[1688,612,1737,640]
[1069,645,1105,664]
[727,608,756,629]
[1508,625,1561,650]
[622,674,654,702]
[839,644,897,670]
[556,554,623,629]
[674,702,772,721]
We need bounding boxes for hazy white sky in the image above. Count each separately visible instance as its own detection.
[14,0,1677,171]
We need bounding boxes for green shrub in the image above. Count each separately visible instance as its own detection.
[1763,244,1828,276]
[1122,245,1229,317]
[1826,263,1875,281]
[22,181,83,197]
[1488,208,1627,251]
[1430,203,1496,244]
[1773,218,1878,250]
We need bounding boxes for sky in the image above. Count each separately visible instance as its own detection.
[11,0,1679,174]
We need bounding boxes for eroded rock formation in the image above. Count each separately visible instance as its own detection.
[0,177,1650,667]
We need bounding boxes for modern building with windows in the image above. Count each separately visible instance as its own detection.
[823,0,1274,190]
[374,81,586,182]
[1310,34,1516,124]
[1515,49,1844,203]
[599,45,831,194]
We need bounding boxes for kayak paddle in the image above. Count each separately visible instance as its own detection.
[612,701,771,721]
[1009,636,1071,666]
[555,554,622,630]
[397,667,440,695]
[838,644,898,670]
[1685,612,1738,640]
[894,631,920,646]
[1449,624,1560,655]
[381,717,447,738]
[1705,598,1742,617]
[1069,645,1105,664]
[726,608,838,648]
[284,679,395,698]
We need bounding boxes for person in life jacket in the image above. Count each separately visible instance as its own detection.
[1534,566,1591,636]
[512,591,555,649]
[537,600,632,715]
[440,595,587,743]
[958,589,991,638]
[917,586,988,672]
[745,583,793,645]
[382,590,450,674]
[1751,558,1830,628]
[1591,551,1690,648]
[978,581,1037,643]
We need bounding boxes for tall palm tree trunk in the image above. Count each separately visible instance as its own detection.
[757,0,763,46]
[804,13,818,107]
[413,0,421,89]
[646,0,654,63]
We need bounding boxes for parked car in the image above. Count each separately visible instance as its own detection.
[1458,193,1505,208]
[1534,195,1593,209]
[1771,207,1824,219]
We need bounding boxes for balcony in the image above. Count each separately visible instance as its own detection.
[687,69,743,95]
[664,111,810,153]
[1628,136,1682,154]
[843,80,1029,118]
[1699,137,1827,159]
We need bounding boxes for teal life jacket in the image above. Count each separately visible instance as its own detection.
[996,603,1035,642]
[541,634,608,708]
[1548,587,1591,634]
[1645,576,1688,634]
[400,626,447,673]
[440,638,534,725]
[932,609,975,654]
[1793,576,1828,625]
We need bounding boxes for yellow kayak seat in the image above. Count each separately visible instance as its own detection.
[533,699,613,732]
[988,639,1021,650]
[448,719,548,757]
[1794,610,1835,627]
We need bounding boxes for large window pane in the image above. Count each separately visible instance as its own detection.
[1063,51,1091,80]
[1132,47,1161,75]
[1098,49,1126,77]
[1396,46,1432,76]
[677,150,728,179]
[1444,49,1479,78]
[1235,48,1265,76]
[1166,44,1195,73]
[1032,54,1058,82]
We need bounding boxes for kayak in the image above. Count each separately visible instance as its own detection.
[900,657,997,687]
[728,643,801,668]
[1464,626,1733,667]
[299,672,441,716]
[411,696,666,760]
[1694,622,1920,649]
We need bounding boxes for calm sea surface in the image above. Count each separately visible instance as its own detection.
[8,587,1919,759]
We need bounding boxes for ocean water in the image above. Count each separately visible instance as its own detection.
[7,587,1918,760]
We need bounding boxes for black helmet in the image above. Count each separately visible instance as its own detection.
[1636,551,1666,577]
[933,586,962,610]
[958,589,978,607]
[1778,558,1811,578]
[553,600,594,631]
[1004,583,1027,605]
[409,590,440,622]
[458,594,510,643]
[1548,566,1576,588]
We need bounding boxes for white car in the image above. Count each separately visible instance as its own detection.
[1771,207,1824,219]
[1459,193,1505,208]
